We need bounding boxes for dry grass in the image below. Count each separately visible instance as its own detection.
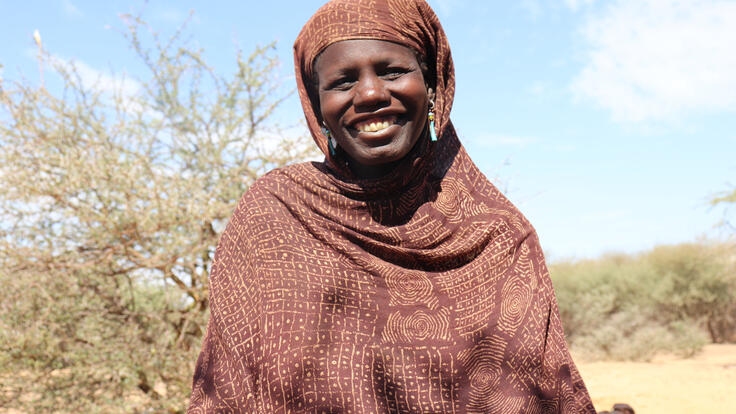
[577,344,736,413]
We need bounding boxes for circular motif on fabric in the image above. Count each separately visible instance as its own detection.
[498,244,534,331]
[434,179,464,221]
[386,271,438,309]
[541,400,558,414]
[381,308,451,343]
[498,277,531,332]
[470,367,497,390]
[465,358,502,410]
[405,310,434,340]
[458,336,506,403]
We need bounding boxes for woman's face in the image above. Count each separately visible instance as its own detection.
[314,39,434,178]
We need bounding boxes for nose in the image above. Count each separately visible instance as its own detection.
[353,73,390,109]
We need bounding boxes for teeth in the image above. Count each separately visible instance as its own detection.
[357,120,392,133]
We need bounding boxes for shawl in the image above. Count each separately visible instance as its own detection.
[188,0,595,413]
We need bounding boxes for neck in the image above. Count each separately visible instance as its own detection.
[348,159,400,180]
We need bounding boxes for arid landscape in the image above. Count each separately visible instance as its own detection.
[1,2,734,411]
[577,344,736,413]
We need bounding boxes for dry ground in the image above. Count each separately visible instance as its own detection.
[576,344,736,413]
[3,345,734,413]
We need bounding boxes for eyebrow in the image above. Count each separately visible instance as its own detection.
[323,58,414,76]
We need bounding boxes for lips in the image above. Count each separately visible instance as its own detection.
[351,116,399,133]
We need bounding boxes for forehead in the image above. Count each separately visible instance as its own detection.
[314,39,419,76]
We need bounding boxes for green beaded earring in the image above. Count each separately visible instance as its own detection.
[322,126,336,156]
[428,99,437,142]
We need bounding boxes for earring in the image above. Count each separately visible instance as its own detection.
[322,125,337,156]
[428,99,438,142]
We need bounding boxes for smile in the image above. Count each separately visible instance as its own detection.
[352,116,398,133]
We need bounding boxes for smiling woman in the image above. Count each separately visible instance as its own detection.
[314,39,434,177]
[188,0,596,412]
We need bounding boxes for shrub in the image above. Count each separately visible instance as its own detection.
[550,241,735,361]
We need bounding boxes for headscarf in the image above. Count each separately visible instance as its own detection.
[294,0,454,165]
[188,1,596,413]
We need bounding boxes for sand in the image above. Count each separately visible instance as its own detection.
[3,345,734,413]
[576,344,736,413]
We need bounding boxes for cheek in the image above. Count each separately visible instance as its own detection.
[318,94,347,128]
[403,80,430,116]
[408,92,430,126]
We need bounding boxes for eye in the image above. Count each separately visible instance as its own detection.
[326,76,356,91]
[379,66,411,80]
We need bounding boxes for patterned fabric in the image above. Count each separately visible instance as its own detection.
[188,0,595,413]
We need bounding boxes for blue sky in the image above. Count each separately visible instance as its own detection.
[2,0,735,260]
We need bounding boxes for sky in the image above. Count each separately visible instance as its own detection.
[2,0,735,260]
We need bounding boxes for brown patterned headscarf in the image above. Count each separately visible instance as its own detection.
[188,1,595,412]
[294,0,454,163]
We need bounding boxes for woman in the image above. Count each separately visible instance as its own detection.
[188,0,595,412]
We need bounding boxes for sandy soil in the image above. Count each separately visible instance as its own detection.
[576,344,736,413]
[3,345,734,413]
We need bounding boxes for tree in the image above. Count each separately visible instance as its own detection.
[0,13,317,413]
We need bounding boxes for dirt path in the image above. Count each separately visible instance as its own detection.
[576,344,736,413]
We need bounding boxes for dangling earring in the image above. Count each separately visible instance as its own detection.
[322,125,337,156]
[428,99,438,142]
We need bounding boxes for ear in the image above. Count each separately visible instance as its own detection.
[308,71,324,125]
[311,99,323,127]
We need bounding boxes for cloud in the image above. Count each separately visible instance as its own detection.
[152,7,199,25]
[60,59,139,96]
[564,0,596,11]
[521,0,543,19]
[527,81,547,96]
[61,0,83,18]
[571,0,736,122]
[50,56,141,111]
[429,0,463,17]
[157,8,186,23]
[23,49,140,104]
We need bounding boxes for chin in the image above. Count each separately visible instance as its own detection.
[361,144,411,165]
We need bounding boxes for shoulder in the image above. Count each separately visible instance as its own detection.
[212,162,323,273]
[243,161,324,199]
[226,161,324,229]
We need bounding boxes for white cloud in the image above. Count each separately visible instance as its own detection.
[527,81,547,96]
[49,56,142,111]
[57,58,139,96]
[521,0,543,19]
[152,7,199,25]
[61,0,83,18]
[564,0,596,11]
[571,0,736,122]
[157,8,186,23]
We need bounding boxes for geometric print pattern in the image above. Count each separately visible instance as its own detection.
[190,0,595,411]
[188,135,595,413]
